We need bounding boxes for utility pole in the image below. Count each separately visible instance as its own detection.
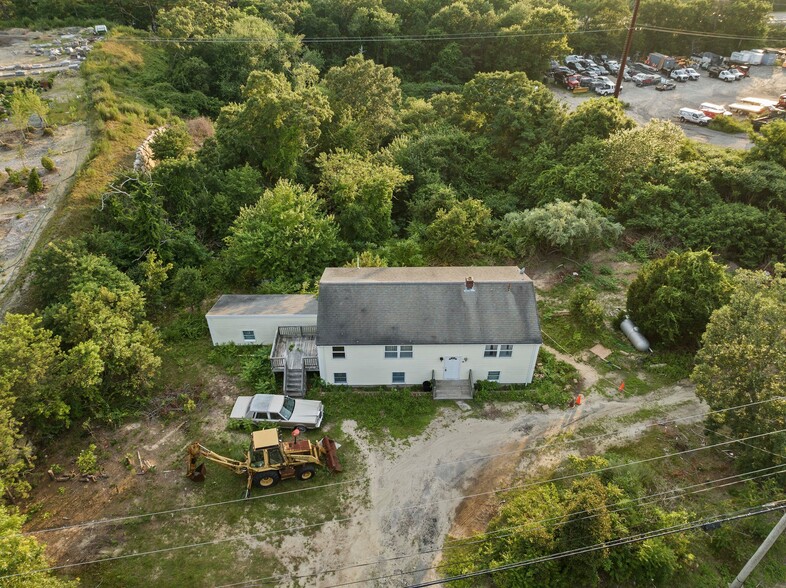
[614,0,642,99]
[729,510,786,588]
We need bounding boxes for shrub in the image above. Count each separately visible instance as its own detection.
[41,156,55,172]
[27,168,43,194]
[569,284,605,331]
[627,250,732,348]
[76,444,98,475]
[709,115,751,134]
[503,198,623,257]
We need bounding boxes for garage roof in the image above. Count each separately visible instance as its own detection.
[207,295,317,317]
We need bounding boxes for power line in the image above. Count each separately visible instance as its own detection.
[106,26,626,45]
[210,463,786,588]
[24,394,786,537]
[406,500,786,587]
[6,426,786,580]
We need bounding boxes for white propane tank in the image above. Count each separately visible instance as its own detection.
[620,317,651,352]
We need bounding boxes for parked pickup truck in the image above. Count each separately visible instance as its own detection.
[230,394,325,429]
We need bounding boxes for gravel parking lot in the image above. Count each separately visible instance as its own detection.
[553,64,786,149]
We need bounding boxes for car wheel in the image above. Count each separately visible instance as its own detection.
[296,464,316,481]
[252,471,280,488]
[680,117,686,122]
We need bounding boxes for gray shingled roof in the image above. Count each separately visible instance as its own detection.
[316,269,541,346]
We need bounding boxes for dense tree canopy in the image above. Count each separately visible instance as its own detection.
[693,265,786,471]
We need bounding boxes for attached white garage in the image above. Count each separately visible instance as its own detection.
[206,295,318,345]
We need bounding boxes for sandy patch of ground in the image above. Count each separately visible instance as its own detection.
[278,383,700,587]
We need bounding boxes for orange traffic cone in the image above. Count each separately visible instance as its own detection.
[618,381,626,393]
[575,394,584,406]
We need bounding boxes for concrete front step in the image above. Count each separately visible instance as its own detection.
[433,380,473,400]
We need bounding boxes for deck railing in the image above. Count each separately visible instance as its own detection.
[277,325,317,337]
[304,357,319,370]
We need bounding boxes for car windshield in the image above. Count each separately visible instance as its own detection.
[281,396,295,420]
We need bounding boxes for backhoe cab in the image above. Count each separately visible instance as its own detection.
[186,428,342,496]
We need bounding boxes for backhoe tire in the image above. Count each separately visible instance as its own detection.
[296,464,316,481]
[252,471,280,488]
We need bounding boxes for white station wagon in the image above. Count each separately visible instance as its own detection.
[230,394,325,429]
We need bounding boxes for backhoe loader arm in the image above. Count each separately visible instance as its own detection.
[186,442,249,481]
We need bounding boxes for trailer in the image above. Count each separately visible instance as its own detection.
[648,52,676,72]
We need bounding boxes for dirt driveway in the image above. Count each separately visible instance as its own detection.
[554,65,786,149]
[279,381,701,587]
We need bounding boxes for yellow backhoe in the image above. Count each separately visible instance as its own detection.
[186,428,342,496]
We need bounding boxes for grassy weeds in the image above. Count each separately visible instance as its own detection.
[69,426,360,587]
[472,349,579,407]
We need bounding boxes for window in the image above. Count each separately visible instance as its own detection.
[487,371,501,381]
[242,330,256,341]
[334,373,347,384]
[484,344,513,358]
[392,372,406,384]
[332,346,346,359]
[385,345,413,359]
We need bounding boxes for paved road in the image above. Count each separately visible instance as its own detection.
[553,64,786,150]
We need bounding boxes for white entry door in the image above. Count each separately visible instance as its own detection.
[443,356,461,380]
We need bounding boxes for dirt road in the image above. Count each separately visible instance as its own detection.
[285,382,701,587]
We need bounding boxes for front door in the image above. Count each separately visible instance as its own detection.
[443,356,461,380]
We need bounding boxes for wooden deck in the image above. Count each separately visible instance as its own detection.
[270,326,318,372]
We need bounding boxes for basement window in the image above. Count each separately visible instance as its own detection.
[487,371,501,381]
[333,373,347,384]
[392,372,406,384]
[242,330,256,342]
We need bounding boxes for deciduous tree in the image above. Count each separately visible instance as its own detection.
[317,149,410,246]
[692,265,786,470]
[224,180,346,285]
[626,250,731,348]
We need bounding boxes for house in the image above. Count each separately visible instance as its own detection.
[206,267,542,399]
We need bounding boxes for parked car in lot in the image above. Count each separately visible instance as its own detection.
[230,394,325,429]
[699,102,732,118]
[633,73,661,87]
[567,61,585,73]
[606,59,620,73]
[728,67,746,80]
[670,69,688,82]
[565,54,582,64]
[656,79,677,91]
[717,70,736,82]
[679,108,711,126]
[685,67,701,80]
[594,81,620,96]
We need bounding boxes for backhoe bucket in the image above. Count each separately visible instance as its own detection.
[320,437,343,473]
[188,463,207,482]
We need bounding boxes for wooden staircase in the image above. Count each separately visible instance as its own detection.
[283,365,306,397]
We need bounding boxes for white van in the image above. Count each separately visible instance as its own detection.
[679,108,711,126]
